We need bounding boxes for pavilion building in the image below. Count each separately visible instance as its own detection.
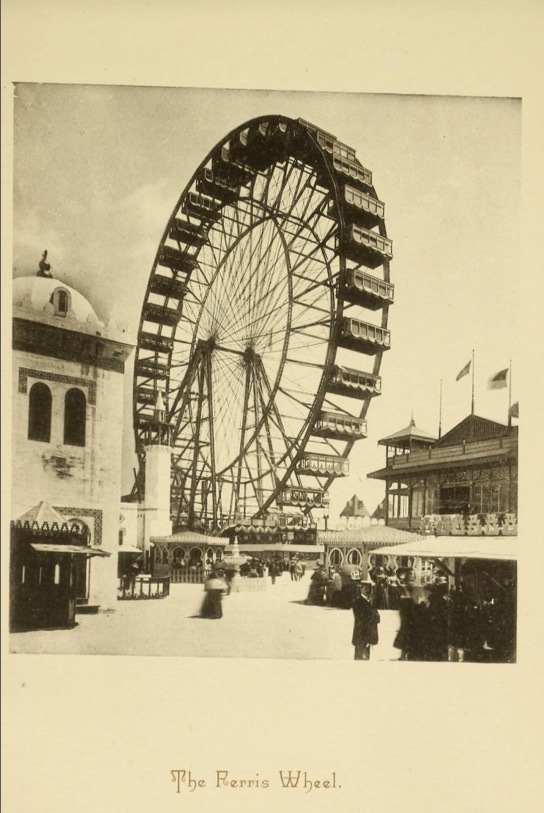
[368,414,518,534]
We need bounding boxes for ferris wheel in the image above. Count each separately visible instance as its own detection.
[133,115,393,532]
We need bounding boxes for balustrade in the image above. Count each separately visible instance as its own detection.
[419,513,517,536]
[118,575,170,600]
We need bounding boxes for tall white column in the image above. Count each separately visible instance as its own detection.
[143,443,172,556]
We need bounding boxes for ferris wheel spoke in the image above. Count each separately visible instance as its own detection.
[230,362,253,515]
[169,348,202,430]
[277,385,313,411]
[262,158,300,219]
[186,363,207,526]
[289,222,338,275]
[275,163,311,222]
[216,228,284,342]
[278,171,321,234]
[135,117,390,527]
[204,351,219,524]
[256,385,281,487]
[254,360,298,468]
[205,215,273,336]
[226,273,288,345]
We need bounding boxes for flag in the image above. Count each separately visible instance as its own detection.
[488,368,508,389]
[456,360,471,381]
[509,401,519,419]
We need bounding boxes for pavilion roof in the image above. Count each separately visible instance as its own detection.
[340,494,371,518]
[15,500,66,527]
[378,417,437,447]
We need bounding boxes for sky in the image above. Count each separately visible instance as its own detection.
[12,84,521,521]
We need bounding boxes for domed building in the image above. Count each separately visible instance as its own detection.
[11,256,134,626]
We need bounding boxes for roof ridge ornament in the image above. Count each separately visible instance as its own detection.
[37,250,53,278]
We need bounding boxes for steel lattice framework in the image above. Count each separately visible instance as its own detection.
[133,115,394,533]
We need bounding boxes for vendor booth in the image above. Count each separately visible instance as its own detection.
[10,501,110,632]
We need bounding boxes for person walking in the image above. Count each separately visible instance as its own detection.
[351,581,380,660]
[327,568,343,607]
[200,572,227,619]
[307,564,327,605]
[426,582,450,661]
[393,591,415,660]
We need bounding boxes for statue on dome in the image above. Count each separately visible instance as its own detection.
[37,250,52,278]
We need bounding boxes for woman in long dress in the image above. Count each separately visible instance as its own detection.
[201,574,227,619]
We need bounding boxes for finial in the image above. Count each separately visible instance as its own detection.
[154,390,166,415]
[409,411,415,427]
[37,250,52,278]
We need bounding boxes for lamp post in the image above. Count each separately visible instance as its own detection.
[323,505,329,532]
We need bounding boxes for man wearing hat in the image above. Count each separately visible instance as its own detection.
[351,581,380,660]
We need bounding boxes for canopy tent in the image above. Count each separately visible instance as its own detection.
[370,535,518,561]
[117,544,144,555]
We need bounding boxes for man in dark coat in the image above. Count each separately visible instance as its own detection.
[351,582,380,660]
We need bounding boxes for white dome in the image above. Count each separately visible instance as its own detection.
[13,276,102,326]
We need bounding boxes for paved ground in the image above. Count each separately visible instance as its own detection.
[10,573,402,660]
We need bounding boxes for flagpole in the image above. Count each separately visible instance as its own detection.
[508,359,512,427]
[471,349,475,415]
[438,378,443,438]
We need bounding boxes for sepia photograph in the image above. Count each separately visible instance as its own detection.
[4,5,544,813]
[10,85,519,662]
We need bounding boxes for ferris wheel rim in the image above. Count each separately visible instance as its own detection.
[133,114,392,529]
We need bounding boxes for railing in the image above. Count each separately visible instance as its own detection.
[340,317,391,347]
[350,224,393,258]
[118,575,170,600]
[314,412,367,436]
[296,453,349,476]
[331,154,373,187]
[329,365,382,393]
[387,435,517,467]
[420,513,517,536]
[170,568,212,584]
[279,487,328,507]
[343,186,385,219]
[345,268,394,302]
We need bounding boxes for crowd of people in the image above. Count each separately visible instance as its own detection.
[198,554,516,663]
[306,560,516,663]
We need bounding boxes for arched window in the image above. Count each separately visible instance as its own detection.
[50,287,71,316]
[347,549,362,566]
[28,382,52,442]
[64,388,86,446]
[329,548,343,566]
